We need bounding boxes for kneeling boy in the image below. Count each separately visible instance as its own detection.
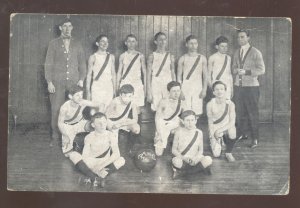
[154,81,186,156]
[207,81,237,162]
[171,110,212,179]
[57,85,101,155]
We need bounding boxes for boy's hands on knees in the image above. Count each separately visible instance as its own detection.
[77,80,83,87]
[214,130,223,139]
[48,82,55,93]
[199,90,206,99]
[147,93,153,103]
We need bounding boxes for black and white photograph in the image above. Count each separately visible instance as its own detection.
[7,14,291,194]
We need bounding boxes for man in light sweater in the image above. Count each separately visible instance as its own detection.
[232,29,265,148]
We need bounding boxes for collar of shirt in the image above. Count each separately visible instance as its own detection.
[241,43,251,52]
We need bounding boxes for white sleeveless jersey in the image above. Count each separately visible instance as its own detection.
[152,52,172,81]
[211,54,231,82]
[182,54,203,84]
[122,52,142,82]
[92,52,112,82]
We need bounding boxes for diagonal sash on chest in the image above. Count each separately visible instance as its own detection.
[110,102,132,122]
[122,53,140,80]
[213,103,229,125]
[94,53,110,81]
[155,52,169,77]
[64,106,82,124]
[181,131,199,156]
[215,55,228,80]
[96,147,112,158]
[186,55,201,80]
[164,99,181,121]
[238,46,252,86]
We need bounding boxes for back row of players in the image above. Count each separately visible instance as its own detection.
[55,29,265,187]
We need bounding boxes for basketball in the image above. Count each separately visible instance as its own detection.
[134,148,157,172]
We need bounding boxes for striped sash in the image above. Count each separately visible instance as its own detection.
[181,131,199,156]
[94,53,110,81]
[64,106,82,124]
[164,99,181,121]
[213,103,229,125]
[215,55,228,80]
[122,53,139,80]
[110,102,132,122]
[186,55,201,80]
[96,147,112,158]
[155,52,169,77]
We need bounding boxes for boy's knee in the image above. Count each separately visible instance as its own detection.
[114,157,125,169]
[155,146,164,156]
[68,152,83,165]
[131,123,140,134]
[172,157,183,169]
[201,156,212,168]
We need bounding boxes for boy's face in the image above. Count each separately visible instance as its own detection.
[125,37,137,50]
[213,84,226,98]
[70,91,83,103]
[183,115,197,130]
[97,37,109,50]
[186,39,198,52]
[237,32,250,46]
[59,22,73,37]
[154,34,167,49]
[120,93,133,104]
[92,117,107,131]
[216,42,228,54]
[169,86,181,100]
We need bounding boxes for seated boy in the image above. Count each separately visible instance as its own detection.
[207,81,237,162]
[154,81,187,156]
[171,110,212,179]
[68,112,125,187]
[57,85,102,155]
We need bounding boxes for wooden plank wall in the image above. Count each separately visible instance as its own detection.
[9,14,291,124]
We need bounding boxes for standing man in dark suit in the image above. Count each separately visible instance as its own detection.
[232,29,265,148]
[45,17,87,146]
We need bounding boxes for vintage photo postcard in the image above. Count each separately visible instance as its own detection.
[7,14,291,194]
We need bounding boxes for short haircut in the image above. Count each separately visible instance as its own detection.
[126,34,137,41]
[59,17,72,26]
[212,80,227,91]
[91,112,107,123]
[186,35,198,43]
[154,32,167,41]
[95,34,108,43]
[119,84,135,95]
[167,81,181,92]
[68,85,83,95]
[180,110,196,120]
[215,36,229,45]
[237,29,250,37]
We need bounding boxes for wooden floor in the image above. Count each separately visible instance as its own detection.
[7,111,290,194]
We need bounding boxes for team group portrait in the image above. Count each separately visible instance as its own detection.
[8,14,291,194]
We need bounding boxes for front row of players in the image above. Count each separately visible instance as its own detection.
[58,80,238,187]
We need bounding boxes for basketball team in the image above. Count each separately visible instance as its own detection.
[44,18,265,187]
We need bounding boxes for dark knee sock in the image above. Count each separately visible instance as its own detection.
[75,160,98,181]
[223,134,236,153]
